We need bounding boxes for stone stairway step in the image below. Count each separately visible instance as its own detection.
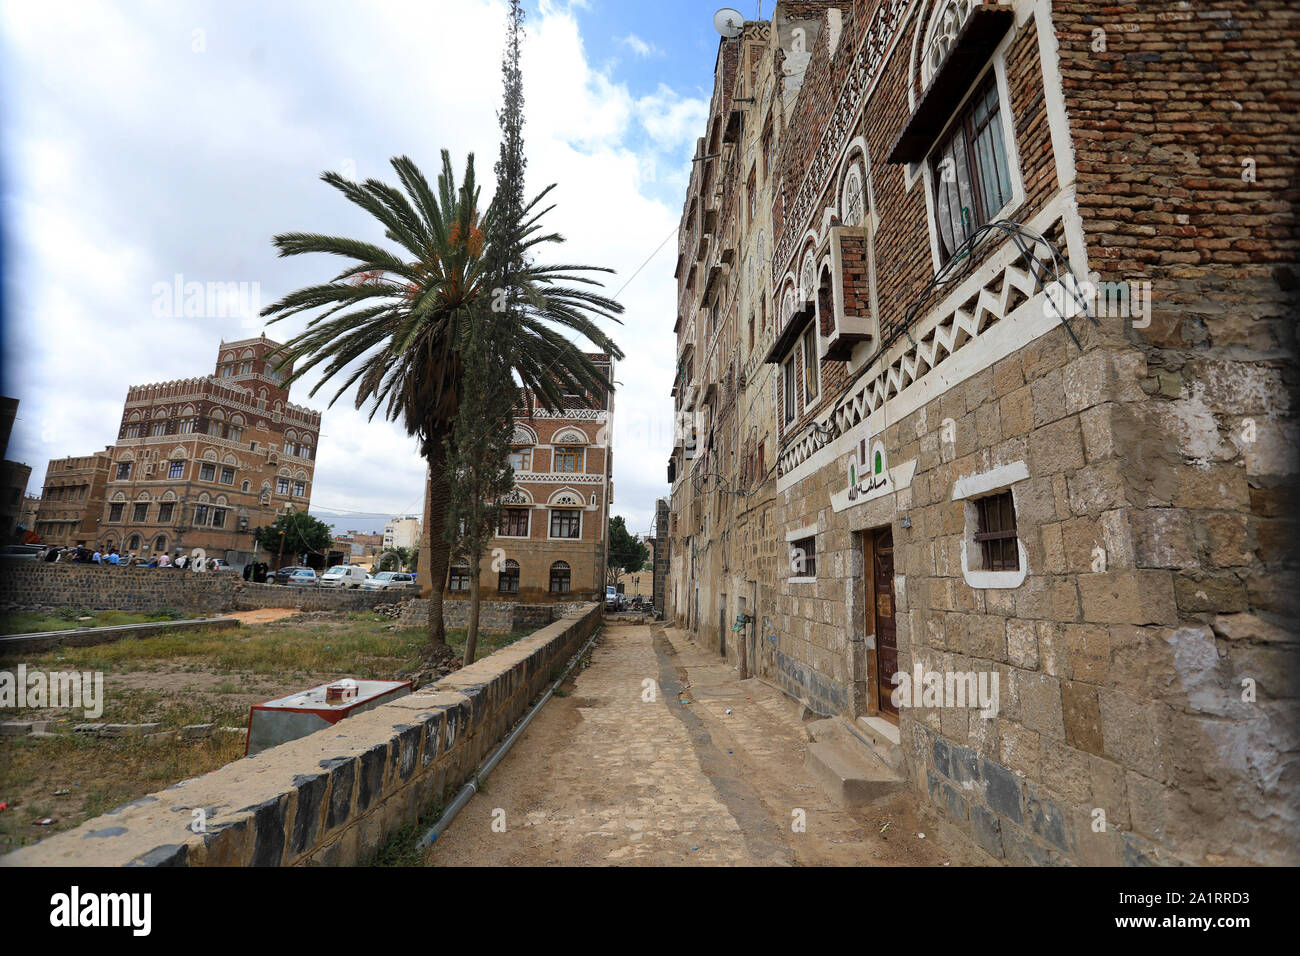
[855,715,904,771]
[804,737,902,806]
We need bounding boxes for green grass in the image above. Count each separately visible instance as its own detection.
[0,608,189,636]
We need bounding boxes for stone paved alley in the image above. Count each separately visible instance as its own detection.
[428,623,980,866]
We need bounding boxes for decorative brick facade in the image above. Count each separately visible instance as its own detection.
[667,0,1297,866]
[97,335,322,565]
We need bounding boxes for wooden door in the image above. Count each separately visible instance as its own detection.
[873,528,898,720]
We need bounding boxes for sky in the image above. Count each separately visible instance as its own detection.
[0,0,756,537]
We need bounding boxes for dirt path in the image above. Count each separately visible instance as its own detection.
[426,623,979,866]
[223,608,301,625]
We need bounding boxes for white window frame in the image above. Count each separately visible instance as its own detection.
[496,506,532,539]
[547,507,583,541]
[952,460,1030,589]
[919,47,1025,275]
[784,524,820,584]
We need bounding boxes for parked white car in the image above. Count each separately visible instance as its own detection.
[320,565,368,589]
[362,571,417,591]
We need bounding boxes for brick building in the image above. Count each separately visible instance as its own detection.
[668,0,1297,866]
[439,354,615,604]
[98,336,323,564]
[32,450,113,546]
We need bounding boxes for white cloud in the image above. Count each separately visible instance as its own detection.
[619,33,660,58]
[1,0,703,535]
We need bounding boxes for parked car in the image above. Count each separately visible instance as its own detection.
[320,565,368,589]
[286,568,318,587]
[0,545,44,560]
[362,571,417,591]
[605,585,619,610]
[208,558,236,571]
[273,565,313,585]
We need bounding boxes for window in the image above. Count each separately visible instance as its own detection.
[550,509,580,539]
[747,165,757,227]
[149,422,167,437]
[168,461,185,479]
[802,327,819,404]
[293,480,306,497]
[277,478,290,495]
[783,356,796,425]
[122,424,140,439]
[790,535,817,578]
[449,562,471,592]
[499,508,529,537]
[132,503,149,522]
[115,462,132,480]
[193,505,209,525]
[211,508,226,529]
[554,448,583,473]
[508,449,532,472]
[178,418,197,434]
[549,561,571,594]
[157,502,174,523]
[199,463,216,481]
[241,480,251,492]
[154,536,167,552]
[498,559,520,594]
[128,535,141,550]
[226,426,243,443]
[930,73,1012,264]
[108,503,124,522]
[220,467,235,485]
[974,490,1019,571]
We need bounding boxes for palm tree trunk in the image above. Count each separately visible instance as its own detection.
[423,449,450,649]
[464,566,480,666]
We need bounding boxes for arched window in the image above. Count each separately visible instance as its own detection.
[841,161,866,227]
[498,559,520,594]
[128,535,141,551]
[549,561,571,594]
[448,560,471,592]
[154,535,167,553]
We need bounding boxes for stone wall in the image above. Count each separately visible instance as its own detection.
[397,599,559,634]
[0,563,398,616]
[0,604,603,867]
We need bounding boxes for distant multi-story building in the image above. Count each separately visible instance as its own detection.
[335,529,384,565]
[19,495,40,536]
[0,396,31,544]
[99,336,322,564]
[33,450,113,546]
[439,354,615,604]
[383,516,422,552]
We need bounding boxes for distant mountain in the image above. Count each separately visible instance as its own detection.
[310,510,394,537]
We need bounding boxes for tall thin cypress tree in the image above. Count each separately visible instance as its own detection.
[444,0,529,665]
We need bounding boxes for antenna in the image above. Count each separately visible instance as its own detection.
[713,7,744,38]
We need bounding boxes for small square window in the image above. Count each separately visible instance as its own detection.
[974,490,1019,571]
[115,462,132,480]
[790,535,817,578]
[168,461,185,479]
[449,563,471,591]
[199,463,216,481]
[220,467,235,485]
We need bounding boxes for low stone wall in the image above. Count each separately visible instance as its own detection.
[0,563,400,616]
[0,616,240,658]
[398,599,563,634]
[231,583,394,612]
[1,603,603,867]
[0,562,236,615]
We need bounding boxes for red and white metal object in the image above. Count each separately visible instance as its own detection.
[245,679,412,756]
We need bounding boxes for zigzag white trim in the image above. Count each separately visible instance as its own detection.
[777,220,1061,479]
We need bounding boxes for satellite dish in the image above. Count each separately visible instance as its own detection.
[714,7,744,38]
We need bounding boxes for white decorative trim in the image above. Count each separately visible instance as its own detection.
[831,458,917,513]
[775,196,1071,493]
[784,523,819,543]
[960,539,1028,589]
[952,460,1029,500]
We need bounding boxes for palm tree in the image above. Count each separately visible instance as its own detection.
[260,151,624,646]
